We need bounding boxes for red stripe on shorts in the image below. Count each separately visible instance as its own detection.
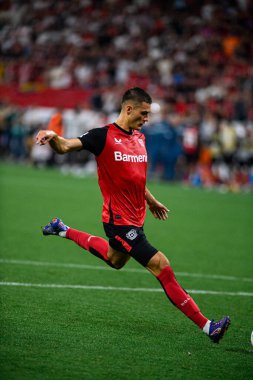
[115,235,132,252]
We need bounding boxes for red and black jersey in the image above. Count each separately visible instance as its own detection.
[78,123,147,227]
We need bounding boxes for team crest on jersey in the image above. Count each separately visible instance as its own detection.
[126,229,138,240]
[138,139,144,147]
[114,138,122,144]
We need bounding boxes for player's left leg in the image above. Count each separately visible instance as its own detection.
[66,227,129,268]
[42,218,130,269]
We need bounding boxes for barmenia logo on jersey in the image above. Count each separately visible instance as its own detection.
[114,151,147,162]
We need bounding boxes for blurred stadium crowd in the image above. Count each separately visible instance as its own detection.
[0,0,253,191]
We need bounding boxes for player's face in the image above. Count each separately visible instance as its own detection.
[128,102,151,130]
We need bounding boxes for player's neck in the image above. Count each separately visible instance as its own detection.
[115,115,132,132]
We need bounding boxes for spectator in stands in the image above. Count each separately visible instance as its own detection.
[9,113,27,159]
[47,108,64,137]
[143,107,182,181]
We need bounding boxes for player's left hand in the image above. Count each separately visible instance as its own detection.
[148,201,170,221]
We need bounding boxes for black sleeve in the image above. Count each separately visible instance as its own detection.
[78,127,108,156]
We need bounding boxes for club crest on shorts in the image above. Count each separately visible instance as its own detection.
[126,229,138,240]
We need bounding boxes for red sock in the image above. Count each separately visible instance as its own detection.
[66,228,113,267]
[157,266,208,329]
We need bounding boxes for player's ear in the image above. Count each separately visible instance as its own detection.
[126,104,133,115]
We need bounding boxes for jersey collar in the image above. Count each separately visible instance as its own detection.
[113,123,133,135]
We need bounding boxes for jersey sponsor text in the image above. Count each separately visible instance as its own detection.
[114,151,147,163]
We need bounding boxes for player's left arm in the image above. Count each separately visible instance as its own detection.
[145,187,169,221]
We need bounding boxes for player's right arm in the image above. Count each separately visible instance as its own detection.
[35,130,82,154]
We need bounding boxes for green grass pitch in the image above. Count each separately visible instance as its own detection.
[0,163,253,380]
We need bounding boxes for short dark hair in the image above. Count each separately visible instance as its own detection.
[121,87,152,105]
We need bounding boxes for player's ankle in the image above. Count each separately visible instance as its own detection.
[203,320,211,335]
[59,230,68,238]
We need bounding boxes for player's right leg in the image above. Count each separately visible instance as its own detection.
[146,250,231,343]
[42,217,130,269]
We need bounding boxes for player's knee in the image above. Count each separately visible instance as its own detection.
[108,248,130,270]
[146,251,170,276]
[113,263,124,270]
[109,259,126,270]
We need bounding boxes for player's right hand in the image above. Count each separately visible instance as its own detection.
[35,130,57,145]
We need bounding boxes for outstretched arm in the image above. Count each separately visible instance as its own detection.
[145,187,170,221]
[35,130,82,154]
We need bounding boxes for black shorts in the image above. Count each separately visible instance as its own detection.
[103,223,158,267]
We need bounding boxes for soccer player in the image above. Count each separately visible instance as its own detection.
[36,87,230,343]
